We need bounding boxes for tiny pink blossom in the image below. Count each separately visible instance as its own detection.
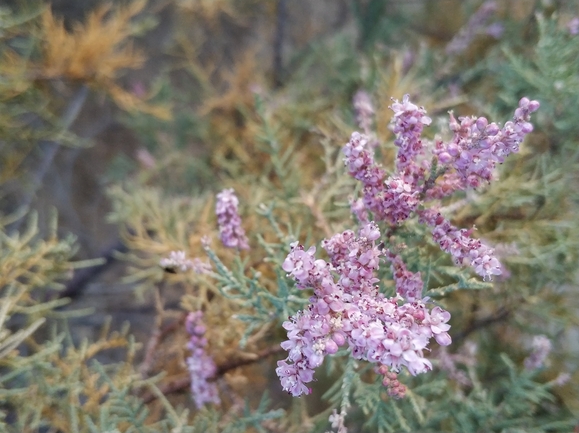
[160,251,211,274]
[524,335,552,370]
[567,17,579,35]
[436,342,477,387]
[353,90,375,136]
[350,197,369,223]
[420,209,502,280]
[377,364,407,399]
[390,94,431,184]
[328,409,348,433]
[425,306,452,346]
[553,372,571,386]
[445,1,499,55]
[185,311,220,408]
[385,251,423,302]
[216,188,250,250]
[434,98,540,188]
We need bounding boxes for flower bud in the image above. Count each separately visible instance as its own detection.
[438,152,452,164]
[519,96,530,108]
[325,339,339,354]
[332,332,346,346]
[476,117,488,131]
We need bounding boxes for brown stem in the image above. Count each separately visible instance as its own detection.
[139,311,186,378]
[140,345,285,404]
[9,85,89,235]
[301,187,333,239]
[215,345,285,376]
[420,158,447,199]
[453,306,511,345]
[59,238,128,299]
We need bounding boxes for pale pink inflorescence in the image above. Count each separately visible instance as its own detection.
[276,222,451,397]
[344,94,539,280]
[434,97,540,189]
[215,188,250,250]
[524,335,552,370]
[349,197,369,224]
[553,372,571,386]
[186,311,220,408]
[328,409,348,433]
[390,94,431,183]
[445,1,502,55]
[419,209,501,281]
[436,341,478,388]
[160,250,211,274]
[343,133,420,225]
[278,94,539,398]
[385,251,423,302]
[567,17,579,35]
[353,90,375,137]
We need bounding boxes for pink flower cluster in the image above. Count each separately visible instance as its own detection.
[343,133,420,225]
[524,335,552,370]
[419,209,501,281]
[186,311,220,408]
[215,188,249,250]
[353,90,375,136]
[390,94,431,182]
[276,222,451,397]
[160,250,211,274]
[437,341,477,387]
[344,95,539,280]
[445,1,503,55]
[385,251,423,302]
[278,95,539,398]
[568,17,579,35]
[434,97,540,189]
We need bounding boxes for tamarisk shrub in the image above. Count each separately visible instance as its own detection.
[276,95,539,397]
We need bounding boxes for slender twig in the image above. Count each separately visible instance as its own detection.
[216,345,285,376]
[59,238,128,299]
[139,282,165,377]
[141,345,285,404]
[140,310,186,378]
[10,85,89,234]
[301,191,333,239]
[453,306,511,345]
[142,375,190,404]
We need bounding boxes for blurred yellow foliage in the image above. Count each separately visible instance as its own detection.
[27,0,170,119]
[40,2,145,82]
